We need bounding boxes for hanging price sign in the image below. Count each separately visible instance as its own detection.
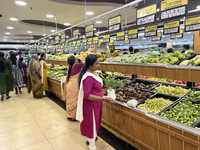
[128,29,138,39]
[73,29,79,40]
[123,37,130,44]
[144,25,157,37]
[171,29,183,39]
[108,40,114,46]
[55,36,60,44]
[85,24,94,37]
[185,16,200,32]
[77,40,81,46]
[87,38,93,45]
[60,34,66,43]
[160,0,188,21]
[103,34,110,43]
[152,32,162,41]
[97,42,101,47]
[93,37,99,44]
[137,4,157,26]
[163,20,180,35]
[82,39,87,46]
[116,31,125,41]
[108,15,121,32]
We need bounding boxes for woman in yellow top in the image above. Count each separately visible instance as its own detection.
[40,53,55,97]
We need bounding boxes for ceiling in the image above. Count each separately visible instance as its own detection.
[0,0,200,45]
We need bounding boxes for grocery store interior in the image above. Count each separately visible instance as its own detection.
[1,0,200,150]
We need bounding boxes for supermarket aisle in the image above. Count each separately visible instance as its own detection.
[0,88,115,150]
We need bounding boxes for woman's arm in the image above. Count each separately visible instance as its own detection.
[87,95,113,102]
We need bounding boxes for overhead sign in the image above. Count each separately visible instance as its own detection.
[144,25,157,37]
[72,41,76,46]
[163,20,180,35]
[73,29,79,40]
[108,15,121,32]
[77,40,81,46]
[108,40,114,46]
[185,16,200,32]
[152,32,162,41]
[82,39,87,46]
[103,34,110,43]
[55,36,60,44]
[171,29,183,39]
[160,0,188,21]
[137,4,157,26]
[116,31,125,41]
[93,37,99,44]
[46,39,49,46]
[97,42,101,47]
[123,37,130,44]
[87,38,93,45]
[60,34,66,43]
[85,24,94,37]
[128,29,138,39]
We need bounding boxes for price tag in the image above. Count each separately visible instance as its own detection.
[171,29,183,39]
[152,32,162,41]
[128,29,138,39]
[185,16,200,32]
[85,24,94,37]
[145,25,157,37]
[73,29,79,40]
[123,37,130,44]
[108,15,121,32]
[108,40,114,46]
[103,34,110,43]
[116,31,125,41]
[93,37,99,44]
[163,20,180,35]
[87,38,93,45]
[60,34,66,43]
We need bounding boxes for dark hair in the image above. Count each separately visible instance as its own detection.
[67,56,76,83]
[0,52,5,72]
[129,46,133,52]
[78,54,98,88]
[167,48,173,53]
[123,52,128,55]
[123,49,126,51]
[134,49,139,53]
[19,57,24,62]
[183,45,190,50]
[74,52,77,55]
[39,53,46,61]
[10,53,17,65]
[110,50,114,53]
[18,51,23,55]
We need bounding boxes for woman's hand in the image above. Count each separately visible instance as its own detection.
[12,72,16,79]
[103,97,113,102]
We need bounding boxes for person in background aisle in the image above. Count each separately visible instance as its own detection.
[129,46,134,54]
[10,53,24,94]
[134,49,139,54]
[39,53,56,97]
[182,45,190,53]
[167,48,174,53]
[37,53,40,63]
[27,54,43,99]
[160,50,165,55]
[19,57,27,87]
[5,54,8,59]
[62,56,84,120]
[0,52,15,100]
[16,51,23,60]
[77,54,113,150]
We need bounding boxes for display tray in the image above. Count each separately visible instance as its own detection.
[127,78,160,91]
[159,99,200,127]
[183,88,200,104]
[114,75,132,80]
[151,82,192,98]
[193,118,200,128]
[173,54,196,65]
[137,93,180,115]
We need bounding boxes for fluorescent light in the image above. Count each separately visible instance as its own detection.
[27,31,32,33]
[4,36,7,38]
[157,9,160,12]
[64,23,70,26]
[7,27,14,29]
[66,36,69,38]
[187,32,191,34]
[5,32,11,35]
[42,34,46,36]
[46,15,54,18]
[16,40,20,42]
[58,34,61,35]
[51,30,55,32]
[96,21,102,24]
[10,18,18,21]
[86,11,94,15]
[94,28,96,30]
[3,39,7,41]
[49,37,52,39]
[197,5,200,9]
[15,1,26,6]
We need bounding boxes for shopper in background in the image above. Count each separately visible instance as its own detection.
[77,54,113,150]
[160,50,165,54]
[39,53,56,97]
[167,48,174,53]
[62,56,84,120]
[16,51,23,60]
[129,46,134,54]
[182,45,190,53]
[19,57,27,87]
[0,52,15,100]
[5,54,8,59]
[27,54,43,99]
[10,53,24,94]
[134,49,139,54]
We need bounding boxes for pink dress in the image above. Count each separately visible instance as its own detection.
[81,76,103,138]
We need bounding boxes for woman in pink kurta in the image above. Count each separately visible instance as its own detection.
[76,54,113,150]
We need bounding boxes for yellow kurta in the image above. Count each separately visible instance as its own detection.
[40,61,50,91]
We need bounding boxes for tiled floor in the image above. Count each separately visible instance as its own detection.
[0,88,115,150]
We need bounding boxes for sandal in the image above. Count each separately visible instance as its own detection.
[6,96,11,99]
[1,95,4,101]
[19,91,22,94]
[86,137,98,145]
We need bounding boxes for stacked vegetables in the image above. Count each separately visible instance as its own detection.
[186,91,200,102]
[180,55,200,66]
[161,100,200,126]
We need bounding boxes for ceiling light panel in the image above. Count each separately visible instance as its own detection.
[10,18,18,21]
[86,11,94,15]
[27,31,32,33]
[5,32,11,35]
[96,21,102,24]
[15,1,27,6]
[7,27,14,29]
[64,23,70,26]
[46,15,54,18]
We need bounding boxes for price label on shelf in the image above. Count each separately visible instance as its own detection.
[171,29,183,39]
[128,29,138,39]
[116,31,125,41]
[85,24,94,37]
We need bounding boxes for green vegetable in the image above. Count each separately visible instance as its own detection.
[186,91,200,102]
[194,58,200,66]
[161,100,200,126]
[187,50,195,55]
[137,98,173,114]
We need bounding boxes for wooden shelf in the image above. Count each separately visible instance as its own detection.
[46,60,68,66]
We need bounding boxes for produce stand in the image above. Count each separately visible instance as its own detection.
[46,60,200,150]
[46,60,69,66]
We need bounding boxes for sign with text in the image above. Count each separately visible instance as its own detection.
[73,29,79,40]
[46,39,49,46]
[160,0,188,21]
[145,25,157,37]
[85,24,94,37]
[137,4,157,26]
[163,20,180,35]
[116,31,125,41]
[97,42,101,47]
[93,37,99,44]
[108,15,121,32]
[152,32,162,41]
[123,37,130,44]
[171,29,183,39]
[72,41,76,46]
[185,16,200,32]
[55,36,60,44]
[77,40,81,46]
[103,34,110,43]
[82,39,87,46]
[60,34,66,43]
[108,40,114,46]
[87,38,93,45]
[128,29,138,39]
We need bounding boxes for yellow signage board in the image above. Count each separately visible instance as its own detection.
[85,24,94,33]
[65,43,68,46]
[88,38,93,42]
[128,29,138,35]
[161,0,188,11]
[109,16,121,26]
[103,34,110,39]
[145,25,157,32]
[164,20,180,29]
[157,32,162,36]
[73,30,79,36]
[171,29,183,35]
[61,34,65,39]
[77,40,81,44]
[73,41,76,45]
[82,39,87,43]
[137,4,157,18]
[93,37,98,41]
[185,16,200,25]
[69,42,72,45]
[116,31,125,37]
[55,36,59,40]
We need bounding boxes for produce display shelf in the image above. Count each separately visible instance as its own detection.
[46,60,69,66]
